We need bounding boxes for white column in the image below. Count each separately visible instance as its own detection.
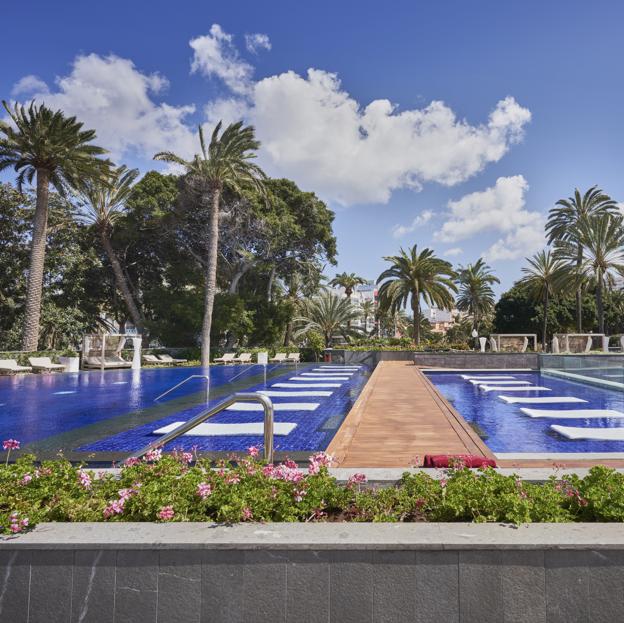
[132,337,142,370]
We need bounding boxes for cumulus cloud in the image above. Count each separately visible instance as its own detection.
[190,24,253,95]
[10,54,196,163]
[11,75,49,97]
[392,210,433,238]
[443,247,463,257]
[434,176,545,261]
[249,70,531,205]
[204,97,250,128]
[245,33,271,54]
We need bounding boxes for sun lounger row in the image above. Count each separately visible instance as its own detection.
[142,354,188,365]
[0,357,67,374]
[213,352,300,364]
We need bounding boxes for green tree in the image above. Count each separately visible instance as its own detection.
[0,101,109,350]
[155,122,266,366]
[575,214,624,334]
[455,258,499,331]
[546,186,618,332]
[517,250,571,349]
[77,166,145,334]
[329,272,366,299]
[294,291,361,347]
[377,245,457,345]
[359,300,375,336]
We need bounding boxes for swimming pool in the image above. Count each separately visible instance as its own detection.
[426,371,624,455]
[0,363,369,460]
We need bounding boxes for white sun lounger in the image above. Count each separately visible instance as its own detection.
[461,375,516,380]
[213,353,236,364]
[258,390,332,397]
[521,408,624,419]
[551,425,624,440]
[143,354,164,364]
[479,386,551,392]
[0,359,32,373]
[232,353,253,364]
[469,380,531,385]
[269,353,288,363]
[158,354,188,364]
[499,396,587,404]
[301,372,354,376]
[273,383,342,388]
[29,357,65,372]
[153,422,297,436]
[289,376,349,381]
[226,402,319,411]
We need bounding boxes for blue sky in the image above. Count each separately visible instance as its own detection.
[2,0,624,293]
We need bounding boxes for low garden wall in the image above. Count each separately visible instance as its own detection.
[328,349,540,369]
[1,522,623,622]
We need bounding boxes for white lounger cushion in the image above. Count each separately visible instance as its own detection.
[521,408,624,419]
[461,375,516,380]
[258,390,332,397]
[226,402,319,411]
[300,372,354,376]
[469,380,531,385]
[479,386,551,392]
[551,425,624,440]
[289,376,349,381]
[499,396,587,404]
[153,422,296,436]
[273,383,342,388]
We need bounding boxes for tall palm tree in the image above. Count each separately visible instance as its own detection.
[377,245,457,345]
[76,166,145,334]
[0,101,109,350]
[329,272,366,299]
[546,186,618,332]
[155,121,266,366]
[517,250,570,350]
[455,258,499,332]
[294,291,361,347]
[576,214,624,334]
[359,299,375,335]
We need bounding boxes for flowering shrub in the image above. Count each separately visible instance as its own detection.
[3,446,624,533]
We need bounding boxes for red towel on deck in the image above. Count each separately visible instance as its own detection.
[422,454,497,468]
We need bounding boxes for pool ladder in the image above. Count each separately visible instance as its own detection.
[154,374,210,402]
[128,392,275,463]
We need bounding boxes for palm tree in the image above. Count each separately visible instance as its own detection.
[76,166,145,334]
[0,101,109,350]
[294,291,361,347]
[456,258,499,332]
[517,250,570,350]
[329,272,366,299]
[546,186,619,332]
[359,299,375,335]
[576,214,624,334]
[377,245,457,345]
[155,121,266,366]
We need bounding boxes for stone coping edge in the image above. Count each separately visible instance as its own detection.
[2,522,624,550]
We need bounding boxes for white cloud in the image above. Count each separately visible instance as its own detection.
[11,75,49,97]
[392,210,433,238]
[190,24,253,95]
[245,33,271,54]
[434,175,545,261]
[443,247,463,257]
[11,54,196,163]
[249,69,531,205]
[204,97,250,128]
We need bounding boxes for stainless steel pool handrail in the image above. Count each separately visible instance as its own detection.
[154,374,210,402]
[129,392,274,463]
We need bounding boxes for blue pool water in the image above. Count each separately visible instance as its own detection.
[426,371,624,453]
[0,364,369,455]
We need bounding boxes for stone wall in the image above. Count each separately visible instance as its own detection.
[2,522,624,622]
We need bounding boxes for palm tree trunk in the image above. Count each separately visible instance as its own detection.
[596,275,604,334]
[266,266,276,302]
[201,188,221,367]
[412,292,420,345]
[576,244,583,332]
[542,290,549,351]
[21,168,50,351]
[99,229,145,335]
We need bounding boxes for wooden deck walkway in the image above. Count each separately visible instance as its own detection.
[327,361,493,467]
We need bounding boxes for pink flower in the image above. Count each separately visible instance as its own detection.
[118,488,135,502]
[103,499,125,518]
[247,446,260,458]
[440,478,447,488]
[123,457,141,467]
[20,474,32,486]
[241,507,253,521]
[293,489,307,502]
[262,464,275,477]
[197,482,212,499]
[144,448,162,462]
[8,512,28,534]
[158,505,175,521]
[78,472,92,490]
[2,439,20,451]
[181,452,193,464]
[347,473,367,487]
[284,459,298,469]
[308,452,333,474]
[225,474,240,485]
